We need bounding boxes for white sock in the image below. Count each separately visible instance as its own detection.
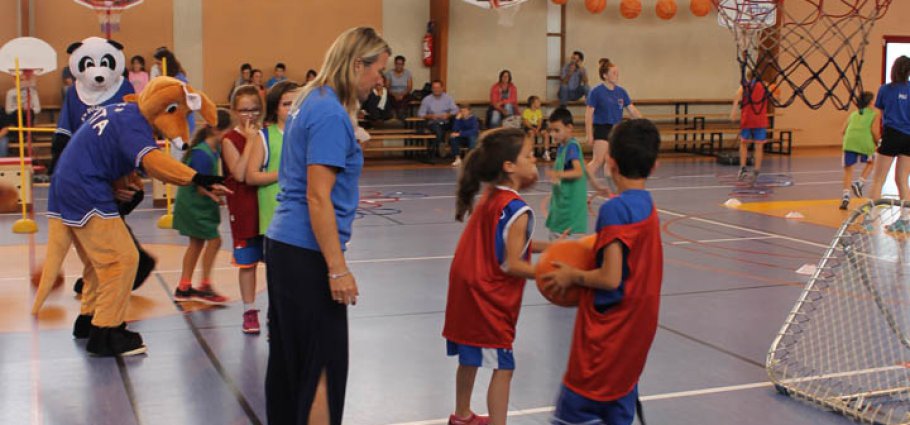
[243,303,255,312]
[843,189,850,196]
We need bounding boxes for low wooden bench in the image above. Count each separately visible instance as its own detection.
[665,127,799,156]
[362,133,438,161]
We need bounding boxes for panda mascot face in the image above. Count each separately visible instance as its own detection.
[67,36,127,105]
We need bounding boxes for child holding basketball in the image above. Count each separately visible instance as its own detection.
[541,119,663,425]
[222,84,264,334]
[839,91,879,210]
[546,107,588,239]
[173,109,233,304]
[444,128,551,425]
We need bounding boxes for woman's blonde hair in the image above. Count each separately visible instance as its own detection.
[293,27,391,121]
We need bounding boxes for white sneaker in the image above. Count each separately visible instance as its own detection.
[543,151,551,162]
[451,157,462,167]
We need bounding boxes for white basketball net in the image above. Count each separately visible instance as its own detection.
[768,199,910,425]
[713,0,892,110]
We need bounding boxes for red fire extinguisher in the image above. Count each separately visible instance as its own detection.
[422,22,434,67]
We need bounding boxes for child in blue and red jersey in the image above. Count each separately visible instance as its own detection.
[542,119,663,425]
[443,128,552,425]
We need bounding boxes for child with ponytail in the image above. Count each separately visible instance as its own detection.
[173,109,232,304]
[443,128,552,425]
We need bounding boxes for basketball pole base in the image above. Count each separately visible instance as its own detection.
[12,218,38,234]
[157,214,173,229]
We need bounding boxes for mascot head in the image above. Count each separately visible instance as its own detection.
[124,76,217,146]
[67,36,126,105]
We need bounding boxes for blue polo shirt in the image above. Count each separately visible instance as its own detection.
[48,103,158,227]
[267,86,363,252]
[876,82,910,136]
[587,83,631,125]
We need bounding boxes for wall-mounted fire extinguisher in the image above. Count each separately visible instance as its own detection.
[422,21,434,67]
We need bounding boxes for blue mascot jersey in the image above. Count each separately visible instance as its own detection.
[48,103,158,227]
[55,81,134,138]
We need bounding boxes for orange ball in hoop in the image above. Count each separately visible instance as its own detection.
[535,239,596,307]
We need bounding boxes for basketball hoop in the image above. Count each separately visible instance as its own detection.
[462,0,528,28]
[714,0,893,110]
[73,0,144,39]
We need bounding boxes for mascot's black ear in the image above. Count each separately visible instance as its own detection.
[66,42,83,54]
[107,39,124,51]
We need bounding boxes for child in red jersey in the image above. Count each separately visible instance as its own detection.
[222,84,263,334]
[542,119,663,425]
[443,128,552,425]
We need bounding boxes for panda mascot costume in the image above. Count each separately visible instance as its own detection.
[52,36,135,173]
[51,37,155,295]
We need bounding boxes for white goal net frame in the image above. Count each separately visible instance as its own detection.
[768,198,910,424]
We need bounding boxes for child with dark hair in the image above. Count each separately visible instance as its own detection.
[305,69,317,83]
[444,128,551,425]
[246,80,301,238]
[267,62,287,88]
[173,109,233,303]
[128,55,149,93]
[542,118,663,425]
[839,91,879,210]
[546,107,588,239]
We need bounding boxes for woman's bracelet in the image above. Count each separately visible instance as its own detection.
[328,270,351,280]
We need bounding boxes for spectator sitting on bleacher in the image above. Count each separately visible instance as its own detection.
[450,103,479,167]
[266,63,287,88]
[62,66,74,102]
[361,74,394,128]
[418,80,458,159]
[305,69,317,83]
[385,55,413,120]
[488,69,519,128]
[0,109,11,156]
[229,63,252,101]
[5,72,41,116]
[558,51,589,106]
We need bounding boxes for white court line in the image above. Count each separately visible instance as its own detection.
[386,381,775,425]
[388,364,910,425]
[670,236,779,245]
[669,170,842,180]
[658,208,829,249]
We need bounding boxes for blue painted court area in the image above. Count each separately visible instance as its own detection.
[0,153,873,424]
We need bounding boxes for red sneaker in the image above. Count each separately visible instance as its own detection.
[242,309,260,334]
[193,285,228,305]
[448,413,489,425]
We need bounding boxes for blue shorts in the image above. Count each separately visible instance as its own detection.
[232,236,263,267]
[843,151,872,167]
[446,340,515,370]
[740,128,767,142]
[552,385,638,425]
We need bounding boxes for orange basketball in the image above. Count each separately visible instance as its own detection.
[535,240,596,307]
[585,0,607,14]
[619,0,642,19]
[0,183,19,213]
[578,234,597,250]
[656,0,677,20]
[31,264,64,291]
[551,0,568,5]
[689,0,712,17]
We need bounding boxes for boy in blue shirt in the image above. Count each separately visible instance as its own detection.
[450,103,479,167]
[542,118,663,425]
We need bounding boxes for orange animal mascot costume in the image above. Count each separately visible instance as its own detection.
[32,77,226,356]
